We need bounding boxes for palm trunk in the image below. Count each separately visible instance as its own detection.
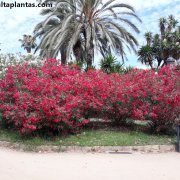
[86,37,94,69]
[157,57,163,68]
[84,25,94,69]
[26,47,31,54]
[60,46,67,65]
[86,45,94,68]
[149,61,153,69]
[160,28,165,40]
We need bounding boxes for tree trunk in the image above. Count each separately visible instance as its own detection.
[60,46,67,65]
[157,57,163,68]
[149,62,153,69]
[86,47,93,68]
[160,27,165,40]
[26,47,31,54]
[86,39,94,69]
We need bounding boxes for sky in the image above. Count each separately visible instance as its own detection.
[0,0,180,68]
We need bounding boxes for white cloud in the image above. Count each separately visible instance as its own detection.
[103,0,179,11]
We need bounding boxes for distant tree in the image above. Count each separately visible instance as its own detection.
[138,15,180,69]
[138,45,154,69]
[144,32,153,46]
[19,35,37,54]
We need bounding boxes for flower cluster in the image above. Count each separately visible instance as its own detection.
[126,67,180,132]
[0,59,179,134]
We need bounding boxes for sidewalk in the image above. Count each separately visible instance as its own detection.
[0,148,179,180]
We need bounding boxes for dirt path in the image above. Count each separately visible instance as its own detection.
[0,148,180,180]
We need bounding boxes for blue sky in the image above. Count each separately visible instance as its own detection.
[0,0,179,68]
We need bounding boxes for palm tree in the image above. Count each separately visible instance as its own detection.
[139,15,179,69]
[34,0,141,68]
[19,35,37,54]
[138,45,154,69]
[144,32,153,46]
[167,15,178,33]
[159,18,167,40]
[152,34,163,67]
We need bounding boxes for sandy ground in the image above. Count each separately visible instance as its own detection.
[0,148,180,180]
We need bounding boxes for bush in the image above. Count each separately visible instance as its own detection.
[128,67,180,133]
[0,59,179,135]
[0,59,104,134]
[0,53,43,78]
[101,67,180,132]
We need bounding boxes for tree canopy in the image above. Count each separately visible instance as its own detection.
[138,15,180,69]
[34,0,141,67]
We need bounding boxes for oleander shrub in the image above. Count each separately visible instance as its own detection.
[101,73,133,125]
[0,58,179,135]
[0,53,43,78]
[129,67,180,133]
[101,67,180,132]
[0,59,107,134]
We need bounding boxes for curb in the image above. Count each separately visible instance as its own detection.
[0,141,177,153]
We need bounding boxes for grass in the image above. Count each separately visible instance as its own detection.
[0,128,176,147]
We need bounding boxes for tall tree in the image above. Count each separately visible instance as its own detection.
[159,18,167,40]
[138,45,154,69]
[34,0,141,67]
[167,15,178,33]
[144,32,153,46]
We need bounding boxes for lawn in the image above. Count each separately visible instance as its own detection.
[0,128,176,147]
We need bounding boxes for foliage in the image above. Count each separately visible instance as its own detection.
[100,55,118,74]
[128,67,180,133]
[0,53,43,78]
[34,0,141,67]
[100,55,134,74]
[123,66,135,74]
[0,59,179,135]
[138,15,180,69]
[0,59,101,134]
[19,35,37,53]
[138,45,155,69]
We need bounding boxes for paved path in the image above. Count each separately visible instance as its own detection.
[0,148,180,180]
